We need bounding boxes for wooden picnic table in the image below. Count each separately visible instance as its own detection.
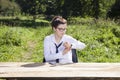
[0,62,120,80]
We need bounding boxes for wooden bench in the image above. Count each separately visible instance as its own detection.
[0,62,120,80]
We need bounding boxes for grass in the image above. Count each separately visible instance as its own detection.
[0,17,120,62]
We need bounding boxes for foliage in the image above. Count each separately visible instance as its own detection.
[0,0,21,16]
[99,0,116,18]
[107,0,120,19]
[0,0,118,19]
[15,0,47,15]
[0,15,50,27]
[67,18,120,62]
[0,0,119,62]
[0,28,21,46]
[0,17,119,62]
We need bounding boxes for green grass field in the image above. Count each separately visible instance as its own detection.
[0,17,120,62]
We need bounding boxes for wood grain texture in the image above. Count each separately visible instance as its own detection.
[0,62,120,78]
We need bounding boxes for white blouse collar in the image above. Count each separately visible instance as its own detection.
[51,34,65,44]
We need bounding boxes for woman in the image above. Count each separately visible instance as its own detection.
[43,16,86,64]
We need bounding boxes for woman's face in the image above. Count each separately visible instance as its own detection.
[53,24,67,37]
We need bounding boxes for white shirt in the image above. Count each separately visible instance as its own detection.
[44,34,86,64]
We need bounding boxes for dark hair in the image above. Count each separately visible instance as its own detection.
[51,16,67,29]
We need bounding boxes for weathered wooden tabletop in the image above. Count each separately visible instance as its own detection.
[0,62,120,78]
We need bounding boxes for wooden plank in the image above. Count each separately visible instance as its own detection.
[0,62,120,78]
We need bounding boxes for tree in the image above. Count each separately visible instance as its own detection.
[62,0,82,18]
[0,0,20,16]
[91,0,100,19]
[15,0,47,15]
[107,0,120,19]
[14,0,116,19]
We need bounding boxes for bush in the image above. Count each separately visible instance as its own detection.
[0,29,22,46]
[112,27,120,37]
[0,0,21,16]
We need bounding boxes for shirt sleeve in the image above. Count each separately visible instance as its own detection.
[44,36,63,61]
[68,36,86,50]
